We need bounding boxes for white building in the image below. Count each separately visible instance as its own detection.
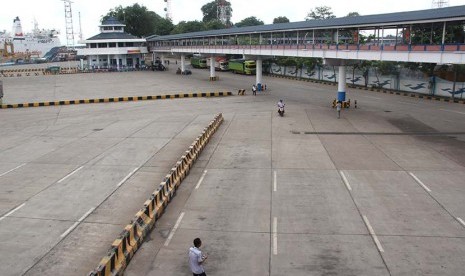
[77,17,148,70]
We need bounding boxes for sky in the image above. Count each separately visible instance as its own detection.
[1,0,464,44]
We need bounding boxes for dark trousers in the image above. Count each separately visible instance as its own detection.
[193,273,206,276]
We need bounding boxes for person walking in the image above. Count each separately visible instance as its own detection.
[189,238,208,276]
[336,101,342,119]
[252,84,257,96]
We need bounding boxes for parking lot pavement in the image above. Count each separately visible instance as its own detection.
[1,69,464,275]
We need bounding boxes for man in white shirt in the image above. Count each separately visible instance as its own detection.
[189,238,208,276]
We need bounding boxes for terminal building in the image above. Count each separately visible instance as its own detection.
[77,17,148,70]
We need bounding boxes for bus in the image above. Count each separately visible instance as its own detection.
[229,59,256,75]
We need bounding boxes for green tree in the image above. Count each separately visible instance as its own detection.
[171,21,205,34]
[346,12,360,17]
[102,4,173,37]
[204,19,227,30]
[273,16,290,24]
[201,1,232,25]
[305,6,336,20]
[235,16,264,27]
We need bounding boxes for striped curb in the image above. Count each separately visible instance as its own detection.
[0,92,233,109]
[265,73,465,104]
[88,113,224,276]
[348,85,465,104]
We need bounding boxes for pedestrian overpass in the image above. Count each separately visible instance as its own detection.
[147,5,465,101]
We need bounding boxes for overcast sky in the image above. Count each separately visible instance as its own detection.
[1,0,464,44]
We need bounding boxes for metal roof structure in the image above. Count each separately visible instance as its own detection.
[100,17,125,27]
[148,5,465,41]
[86,32,141,41]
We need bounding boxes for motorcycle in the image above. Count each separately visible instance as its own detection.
[278,105,285,117]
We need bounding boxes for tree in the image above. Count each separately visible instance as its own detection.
[273,16,290,24]
[171,21,205,34]
[346,12,360,17]
[305,6,336,20]
[201,1,232,26]
[102,4,173,37]
[204,19,227,30]
[235,16,264,27]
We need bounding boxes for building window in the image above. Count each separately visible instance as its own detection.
[103,26,112,31]
[98,43,107,48]
[109,42,116,48]
[118,42,125,47]
[90,43,97,48]
[114,26,123,31]
[126,42,134,47]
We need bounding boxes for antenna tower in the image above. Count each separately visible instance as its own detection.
[217,0,231,25]
[62,0,75,47]
[164,0,173,21]
[432,0,449,8]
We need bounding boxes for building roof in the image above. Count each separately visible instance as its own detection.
[101,17,125,26]
[148,5,465,41]
[86,32,141,41]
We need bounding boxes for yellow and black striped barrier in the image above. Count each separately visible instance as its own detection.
[348,85,465,104]
[88,113,224,276]
[237,89,246,95]
[209,76,219,81]
[0,92,233,109]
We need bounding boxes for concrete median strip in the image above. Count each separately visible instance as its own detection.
[0,92,233,109]
[88,113,224,276]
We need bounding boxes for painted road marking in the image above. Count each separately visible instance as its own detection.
[440,109,465,115]
[117,167,139,187]
[409,172,431,192]
[457,218,465,228]
[339,171,352,191]
[363,215,384,253]
[58,166,83,184]
[0,203,26,222]
[195,170,208,190]
[60,207,95,238]
[273,171,277,192]
[165,212,185,246]
[0,163,26,177]
[273,217,278,255]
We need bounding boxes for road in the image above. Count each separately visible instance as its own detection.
[0,66,464,275]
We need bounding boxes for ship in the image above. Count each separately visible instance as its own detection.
[1,16,62,59]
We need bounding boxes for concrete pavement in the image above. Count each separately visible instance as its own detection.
[0,66,464,275]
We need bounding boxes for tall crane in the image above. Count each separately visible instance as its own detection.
[62,0,75,48]
[164,0,172,21]
[217,0,231,25]
[432,0,449,8]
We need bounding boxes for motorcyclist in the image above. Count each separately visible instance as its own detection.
[277,99,285,115]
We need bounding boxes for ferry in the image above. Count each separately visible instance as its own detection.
[0,17,61,58]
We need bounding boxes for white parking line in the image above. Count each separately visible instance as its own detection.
[339,171,352,191]
[58,166,83,184]
[60,207,95,238]
[273,217,278,255]
[440,109,465,115]
[0,163,26,177]
[457,218,465,228]
[195,170,208,190]
[165,212,185,246]
[363,215,384,253]
[117,167,139,187]
[0,203,26,222]
[408,172,431,192]
[273,171,277,192]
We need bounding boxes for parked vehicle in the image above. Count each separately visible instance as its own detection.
[229,59,256,75]
[190,56,207,68]
[207,56,229,71]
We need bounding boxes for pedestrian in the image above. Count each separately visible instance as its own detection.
[336,101,342,119]
[252,84,257,96]
[189,238,208,276]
